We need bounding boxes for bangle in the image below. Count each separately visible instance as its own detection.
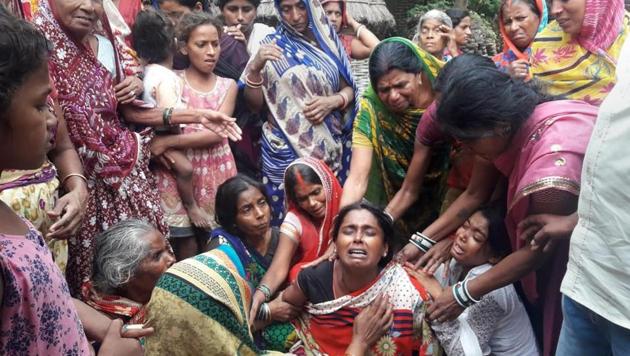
[410,232,436,253]
[356,24,366,38]
[383,211,394,225]
[257,284,272,301]
[162,107,173,126]
[337,92,348,109]
[61,173,87,187]
[256,302,272,321]
[245,73,264,89]
[452,280,479,309]
[463,279,481,303]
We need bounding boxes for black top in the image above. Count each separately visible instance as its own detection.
[297,260,335,304]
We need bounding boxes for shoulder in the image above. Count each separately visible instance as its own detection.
[297,260,334,302]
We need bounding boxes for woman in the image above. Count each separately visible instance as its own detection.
[493,0,548,79]
[82,219,175,323]
[321,0,379,60]
[406,67,597,356]
[445,8,472,56]
[209,175,299,352]
[415,9,454,61]
[282,202,441,355]
[33,0,240,294]
[243,0,357,223]
[341,37,449,243]
[408,205,539,355]
[250,157,342,318]
[530,0,628,106]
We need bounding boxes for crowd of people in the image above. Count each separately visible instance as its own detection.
[0,0,628,354]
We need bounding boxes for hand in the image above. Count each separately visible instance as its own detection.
[396,242,423,265]
[518,213,578,252]
[115,76,144,105]
[249,290,267,327]
[46,183,88,239]
[268,294,301,322]
[404,264,444,299]
[198,110,242,141]
[507,59,529,80]
[249,42,283,73]
[416,236,454,274]
[438,24,454,41]
[98,319,154,356]
[224,24,246,43]
[426,285,464,323]
[348,294,394,353]
[303,95,340,124]
[149,136,171,158]
[301,244,336,269]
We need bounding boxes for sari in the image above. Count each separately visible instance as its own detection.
[353,37,449,236]
[34,0,167,295]
[282,157,342,282]
[294,262,441,356]
[209,228,298,352]
[492,99,597,356]
[257,0,357,224]
[493,0,548,71]
[80,280,146,324]
[530,0,628,106]
[145,246,272,355]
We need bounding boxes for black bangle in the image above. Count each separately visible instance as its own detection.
[162,107,173,126]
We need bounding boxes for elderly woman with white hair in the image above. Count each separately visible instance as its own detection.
[415,9,458,60]
[80,219,176,323]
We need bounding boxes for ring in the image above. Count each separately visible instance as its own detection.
[130,90,135,97]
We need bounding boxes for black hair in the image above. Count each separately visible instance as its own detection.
[433,53,495,93]
[284,163,322,204]
[218,0,260,10]
[445,8,470,27]
[132,9,175,64]
[436,66,553,140]
[215,174,269,234]
[368,40,425,89]
[331,201,393,265]
[477,203,512,260]
[0,5,50,118]
[157,0,209,12]
[500,0,541,19]
[177,11,224,44]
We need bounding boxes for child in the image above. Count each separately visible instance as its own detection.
[133,9,213,229]
[406,205,540,356]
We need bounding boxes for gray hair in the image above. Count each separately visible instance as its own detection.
[418,9,453,31]
[92,219,157,294]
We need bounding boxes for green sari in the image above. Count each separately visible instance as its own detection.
[353,37,450,238]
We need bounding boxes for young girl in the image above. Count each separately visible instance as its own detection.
[152,12,238,260]
[406,205,539,355]
[133,9,213,229]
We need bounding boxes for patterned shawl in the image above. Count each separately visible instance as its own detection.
[33,0,142,189]
[284,157,342,282]
[294,262,441,356]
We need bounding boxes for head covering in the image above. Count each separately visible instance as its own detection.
[498,0,548,61]
[579,0,625,56]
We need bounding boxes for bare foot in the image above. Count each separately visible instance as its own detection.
[186,205,213,230]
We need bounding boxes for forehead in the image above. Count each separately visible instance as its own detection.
[279,0,303,7]
[457,16,472,26]
[144,229,165,247]
[224,0,255,8]
[237,186,265,204]
[323,2,341,11]
[341,209,379,227]
[468,211,489,232]
[377,69,414,88]
[189,24,220,39]
[160,0,191,11]
[504,1,535,15]
[421,18,443,28]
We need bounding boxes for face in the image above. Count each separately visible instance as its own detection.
[0,62,56,172]
[182,24,221,74]
[335,209,388,270]
[453,16,472,46]
[234,186,272,240]
[451,212,492,266]
[159,0,193,26]
[222,0,257,34]
[53,0,103,41]
[279,0,308,34]
[323,2,343,32]
[551,0,586,37]
[123,229,175,303]
[293,181,326,219]
[502,1,541,50]
[419,18,448,57]
[376,69,422,113]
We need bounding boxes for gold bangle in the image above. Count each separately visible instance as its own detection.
[62,173,87,187]
[245,73,264,88]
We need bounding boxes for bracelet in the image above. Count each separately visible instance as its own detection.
[337,92,348,110]
[162,107,173,126]
[61,173,88,187]
[383,210,394,226]
[257,284,272,301]
[452,280,479,309]
[256,302,272,321]
[463,279,481,303]
[356,24,366,38]
[245,73,264,89]
[410,232,436,253]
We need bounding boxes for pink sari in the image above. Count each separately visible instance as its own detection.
[493,99,597,355]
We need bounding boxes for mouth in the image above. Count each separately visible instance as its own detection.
[74,14,94,25]
[451,243,465,256]
[347,248,368,259]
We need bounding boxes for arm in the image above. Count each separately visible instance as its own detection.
[346,14,379,60]
[243,42,283,112]
[303,77,354,125]
[385,142,432,220]
[72,298,111,342]
[340,146,373,208]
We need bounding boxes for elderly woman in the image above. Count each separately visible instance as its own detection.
[493,0,548,79]
[282,202,441,355]
[530,0,628,106]
[243,0,357,224]
[341,37,448,245]
[404,67,597,356]
[415,9,454,61]
[81,219,175,323]
[321,0,380,60]
[33,0,239,295]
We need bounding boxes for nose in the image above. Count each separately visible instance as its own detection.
[80,0,95,12]
[237,9,244,22]
[509,20,520,32]
[550,0,563,17]
[165,252,176,267]
[253,205,265,219]
[207,45,216,56]
[291,7,301,22]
